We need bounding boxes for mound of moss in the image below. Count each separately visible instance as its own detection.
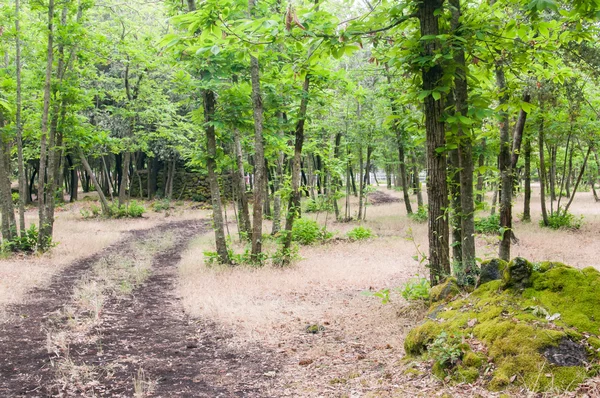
[404,258,600,392]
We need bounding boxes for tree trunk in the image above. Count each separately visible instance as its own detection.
[67,154,78,202]
[0,116,17,242]
[449,149,462,265]
[15,0,26,234]
[78,148,111,214]
[563,145,591,215]
[523,137,532,222]
[248,0,266,262]
[418,0,450,285]
[358,145,364,220]
[234,128,251,237]
[203,87,230,264]
[37,0,55,250]
[118,152,130,206]
[280,77,310,266]
[450,0,476,279]
[412,154,424,208]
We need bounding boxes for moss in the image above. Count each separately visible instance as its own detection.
[463,351,483,368]
[430,277,460,303]
[404,321,442,355]
[431,361,447,380]
[454,365,480,384]
[405,259,600,393]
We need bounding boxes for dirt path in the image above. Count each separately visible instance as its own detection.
[0,220,279,397]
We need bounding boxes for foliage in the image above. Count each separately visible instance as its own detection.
[80,201,147,219]
[347,226,373,241]
[400,277,430,301]
[11,192,20,205]
[1,225,49,254]
[291,218,332,245]
[474,214,501,235]
[409,206,428,223]
[541,212,583,230]
[305,196,333,213]
[362,288,392,304]
[152,199,172,213]
[427,331,465,368]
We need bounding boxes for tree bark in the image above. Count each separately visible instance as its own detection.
[418,0,450,285]
[248,0,266,262]
[78,148,111,214]
[450,0,476,279]
[234,128,251,237]
[523,137,532,221]
[37,0,55,250]
[15,0,26,234]
[203,87,230,264]
[280,77,310,266]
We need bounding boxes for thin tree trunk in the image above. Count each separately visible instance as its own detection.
[233,128,251,237]
[15,0,26,234]
[203,87,230,264]
[37,0,55,250]
[248,0,266,262]
[78,148,111,214]
[281,77,310,266]
[523,137,532,222]
[412,154,424,208]
[476,141,486,203]
[358,145,364,220]
[449,149,462,265]
[563,145,591,215]
[118,152,130,205]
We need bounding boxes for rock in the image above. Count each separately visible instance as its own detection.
[430,277,460,303]
[543,338,588,367]
[503,257,533,289]
[477,258,508,287]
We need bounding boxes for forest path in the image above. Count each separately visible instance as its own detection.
[0,220,278,397]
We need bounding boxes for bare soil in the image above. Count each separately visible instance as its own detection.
[0,220,278,397]
[367,190,401,206]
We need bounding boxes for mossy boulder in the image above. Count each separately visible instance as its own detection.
[430,277,460,304]
[502,257,533,289]
[404,258,600,393]
[477,258,508,287]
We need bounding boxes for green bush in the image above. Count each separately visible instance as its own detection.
[305,196,333,213]
[292,218,321,245]
[1,224,49,254]
[427,331,464,368]
[408,206,428,223]
[152,199,171,212]
[400,277,430,301]
[347,226,373,241]
[474,213,501,235]
[11,192,20,204]
[108,201,146,218]
[541,211,583,230]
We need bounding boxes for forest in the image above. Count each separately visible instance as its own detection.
[1,0,600,396]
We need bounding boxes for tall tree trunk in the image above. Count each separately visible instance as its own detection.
[67,154,78,202]
[523,137,532,222]
[398,142,413,214]
[280,77,310,266]
[418,0,450,286]
[37,0,55,250]
[450,0,476,279]
[15,0,26,234]
[248,0,266,262]
[475,141,486,203]
[412,154,424,208]
[358,145,364,220]
[449,149,462,265]
[203,87,230,264]
[563,145,591,215]
[0,116,17,241]
[234,128,251,237]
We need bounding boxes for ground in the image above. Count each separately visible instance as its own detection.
[0,186,599,397]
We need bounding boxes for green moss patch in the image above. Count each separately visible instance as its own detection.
[404,258,600,392]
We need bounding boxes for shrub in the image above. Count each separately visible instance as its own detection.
[305,197,333,213]
[1,224,49,254]
[107,201,146,218]
[427,331,464,369]
[400,277,430,301]
[474,213,501,234]
[347,226,373,241]
[541,211,583,230]
[152,199,171,212]
[11,192,20,204]
[292,218,323,245]
[409,206,428,223]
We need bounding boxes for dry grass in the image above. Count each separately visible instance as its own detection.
[0,199,206,322]
[177,185,600,396]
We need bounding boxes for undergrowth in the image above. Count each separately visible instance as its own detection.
[541,211,583,230]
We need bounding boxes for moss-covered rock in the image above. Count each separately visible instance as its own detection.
[430,277,460,304]
[503,257,533,289]
[404,258,600,393]
[477,258,508,287]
